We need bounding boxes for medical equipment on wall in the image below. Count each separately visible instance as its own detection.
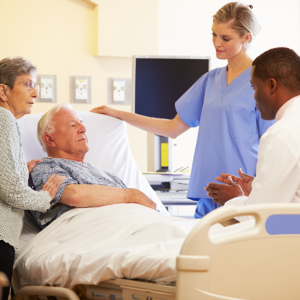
[132,56,210,172]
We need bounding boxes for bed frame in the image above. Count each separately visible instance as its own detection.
[13,203,300,300]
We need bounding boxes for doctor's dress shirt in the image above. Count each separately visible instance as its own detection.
[225,95,300,221]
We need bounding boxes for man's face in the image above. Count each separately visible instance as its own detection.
[49,109,89,157]
[250,66,275,120]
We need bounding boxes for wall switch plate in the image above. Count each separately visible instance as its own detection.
[108,78,131,105]
[37,75,57,102]
[70,76,91,103]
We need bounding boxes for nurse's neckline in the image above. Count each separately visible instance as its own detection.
[226,65,251,86]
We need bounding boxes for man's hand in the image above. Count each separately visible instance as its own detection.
[91,106,121,119]
[27,159,43,174]
[126,189,157,210]
[42,174,67,199]
[204,176,244,206]
[216,168,254,196]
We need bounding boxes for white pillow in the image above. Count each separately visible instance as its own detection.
[17,111,169,215]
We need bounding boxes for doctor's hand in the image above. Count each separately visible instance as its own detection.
[42,174,67,200]
[216,168,254,196]
[91,106,121,119]
[27,159,43,174]
[204,176,244,206]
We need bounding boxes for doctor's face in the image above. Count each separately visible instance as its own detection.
[212,21,248,60]
[250,66,275,120]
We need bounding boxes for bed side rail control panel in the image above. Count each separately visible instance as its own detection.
[122,287,175,300]
[86,285,175,300]
[86,286,123,300]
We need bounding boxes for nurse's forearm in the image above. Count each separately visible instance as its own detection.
[116,111,190,139]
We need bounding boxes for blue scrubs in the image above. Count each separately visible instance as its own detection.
[175,66,274,218]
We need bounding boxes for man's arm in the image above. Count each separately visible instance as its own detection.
[227,132,300,207]
[60,184,156,210]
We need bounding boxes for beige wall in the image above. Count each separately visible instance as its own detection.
[0,0,157,171]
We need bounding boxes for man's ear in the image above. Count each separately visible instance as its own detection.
[0,84,9,102]
[269,78,277,95]
[43,133,56,148]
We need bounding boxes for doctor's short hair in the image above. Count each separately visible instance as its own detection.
[0,57,37,89]
[213,2,261,45]
[37,103,73,152]
[252,47,300,93]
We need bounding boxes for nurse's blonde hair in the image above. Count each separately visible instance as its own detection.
[213,2,261,46]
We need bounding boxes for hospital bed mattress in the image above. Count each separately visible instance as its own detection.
[14,204,200,289]
[14,204,255,292]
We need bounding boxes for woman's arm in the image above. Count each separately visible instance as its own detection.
[0,110,62,212]
[91,106,190,139]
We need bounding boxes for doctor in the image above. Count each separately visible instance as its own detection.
[205,47,300,219]
[91,2,274,218]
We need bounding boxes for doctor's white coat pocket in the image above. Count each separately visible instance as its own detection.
[228,106,256,141]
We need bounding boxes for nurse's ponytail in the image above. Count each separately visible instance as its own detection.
[213,2,261,47]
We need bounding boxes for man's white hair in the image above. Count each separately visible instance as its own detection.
[37,103,73,152]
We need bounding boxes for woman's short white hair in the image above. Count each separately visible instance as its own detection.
[37,103,73,152]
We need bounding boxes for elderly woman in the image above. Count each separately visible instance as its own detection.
[0,57,66,300]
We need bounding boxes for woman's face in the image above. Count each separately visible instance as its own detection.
[211,21,249,60]
[6,73,38,119]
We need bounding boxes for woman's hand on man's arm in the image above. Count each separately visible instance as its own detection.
[27,159,43,174]
[42,174,67,199]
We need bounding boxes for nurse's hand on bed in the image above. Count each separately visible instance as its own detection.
[27,159,43,174]
[204,176,244,206]
[216,168,254,196]
[42,174,67,199]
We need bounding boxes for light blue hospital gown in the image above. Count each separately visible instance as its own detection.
[175,66,275,218]
[29,157,127,229]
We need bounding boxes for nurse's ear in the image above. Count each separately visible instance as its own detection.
[243,33,251,46]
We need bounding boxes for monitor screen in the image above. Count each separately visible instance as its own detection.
[132,56,210,119]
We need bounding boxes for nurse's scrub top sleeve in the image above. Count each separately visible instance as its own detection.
[175,66,274,200]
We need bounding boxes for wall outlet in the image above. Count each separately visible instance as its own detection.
[70,76,91,103]
[38,75,57,103]
[113,80,125,101]
[108,78,131,105]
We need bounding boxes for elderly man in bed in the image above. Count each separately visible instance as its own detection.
[29,104,156,229]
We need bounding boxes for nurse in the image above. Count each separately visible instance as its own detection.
[91,2,274,218]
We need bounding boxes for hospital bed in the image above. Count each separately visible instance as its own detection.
[12,111,300,300]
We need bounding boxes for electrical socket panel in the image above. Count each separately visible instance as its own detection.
[37,75,57,102]
[108,78,131,105]
[70,76,91,103]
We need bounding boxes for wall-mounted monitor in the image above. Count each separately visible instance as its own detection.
[132,56,210,119]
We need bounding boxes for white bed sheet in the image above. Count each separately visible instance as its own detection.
[14,205,255,291]
[14,204,199,290]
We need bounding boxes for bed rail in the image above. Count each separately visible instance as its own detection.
[14,286,80,300]
[176,203,300,300]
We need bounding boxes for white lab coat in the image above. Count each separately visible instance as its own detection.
[225,96,300,221]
